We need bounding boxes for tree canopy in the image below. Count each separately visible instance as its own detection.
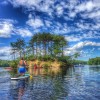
[10,33,68,60]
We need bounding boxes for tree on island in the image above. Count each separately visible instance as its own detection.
[10,39,25,59]
[10,32,68,61]
[29,33,67,58]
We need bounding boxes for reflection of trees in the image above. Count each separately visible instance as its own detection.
[89,66,100,72]
[10,79,28,100]
[51,77,69,100]
[10,81,19,100]
[72,67,86,85]
[26,68,69,100]
[10,67,70,100]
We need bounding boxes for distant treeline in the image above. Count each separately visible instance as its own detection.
[72,60,87,65]
[88,57,100,65]
[0,60,10,67]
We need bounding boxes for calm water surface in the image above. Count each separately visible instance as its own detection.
[0,65,100,100]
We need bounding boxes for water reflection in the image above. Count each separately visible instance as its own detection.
[89,65,100,72]
[18,80,26,100]
[29,65,62,77]
[10,79,28,100]
[1,66,100,100]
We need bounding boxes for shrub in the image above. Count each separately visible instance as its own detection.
[10,60,18,73]
[42,63,50,69]
[38,55,55,61]
[26,55,35,61]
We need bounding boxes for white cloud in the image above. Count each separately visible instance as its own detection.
[9,0,54,14]
[55,4,64,16]
[7,0,100,41]
[65,41,100,55]
[76,1,95,12]
[64,30,100,42]
[76,20,100,31]
[45,20,52,27]
[0,46,11,60]
[15,28,33,37]
[82,10,100,19]
[0,19,33,38]
[26,17,44,28]
[0,20,14,38]
[69,12,76,18]
[69,41,100,50]
[51,22,70,34]
[65,35,81,42]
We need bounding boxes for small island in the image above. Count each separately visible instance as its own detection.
[0,32,88,75]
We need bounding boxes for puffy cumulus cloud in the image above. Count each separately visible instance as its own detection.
[64,30,100,42]
[51,22,70,34]
[26,14,70,34]
[26,15,44,29]
[55,4,64,17]
[76,1,95,12]
[8,0,100,39]
[65,35,82,42]
[44,20,52,27]
[8,0,54,14]
[78,1,100,21]
[0,19,33,38]
[83,31,100,39]
[15,28,33,37]
[0,46,12,60]
[69,41,100,50]
[76,21,100,31]
[8,0,100,19]
[65,41,100,55]
[0,19,15,38]
[78,48,96,59]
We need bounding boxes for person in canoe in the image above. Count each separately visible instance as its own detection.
[18,57,27,76]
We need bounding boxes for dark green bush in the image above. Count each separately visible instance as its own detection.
[38,55,55,61]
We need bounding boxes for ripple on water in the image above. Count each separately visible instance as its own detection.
[0,66,100,100]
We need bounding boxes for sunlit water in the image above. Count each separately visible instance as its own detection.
[0,65,100,100]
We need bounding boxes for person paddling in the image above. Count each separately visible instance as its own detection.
[18,57,27,76]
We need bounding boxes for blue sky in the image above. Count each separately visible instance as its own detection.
[0,0,100,60]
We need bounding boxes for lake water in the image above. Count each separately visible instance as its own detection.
[0,65,100,100]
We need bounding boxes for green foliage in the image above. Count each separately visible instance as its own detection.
[88,57,100,65]
[29,32,67,57]
[10,38,25,59]
[0,60,10,67]
[10,60,18,73]
[72,60,87,65]
[57,56,72,66]
[73,52,80,59]
[9,32,81,68]
[38,55,55,61]
[42,63,50,69]
[57,56,71,62]
[25,55,35,61]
